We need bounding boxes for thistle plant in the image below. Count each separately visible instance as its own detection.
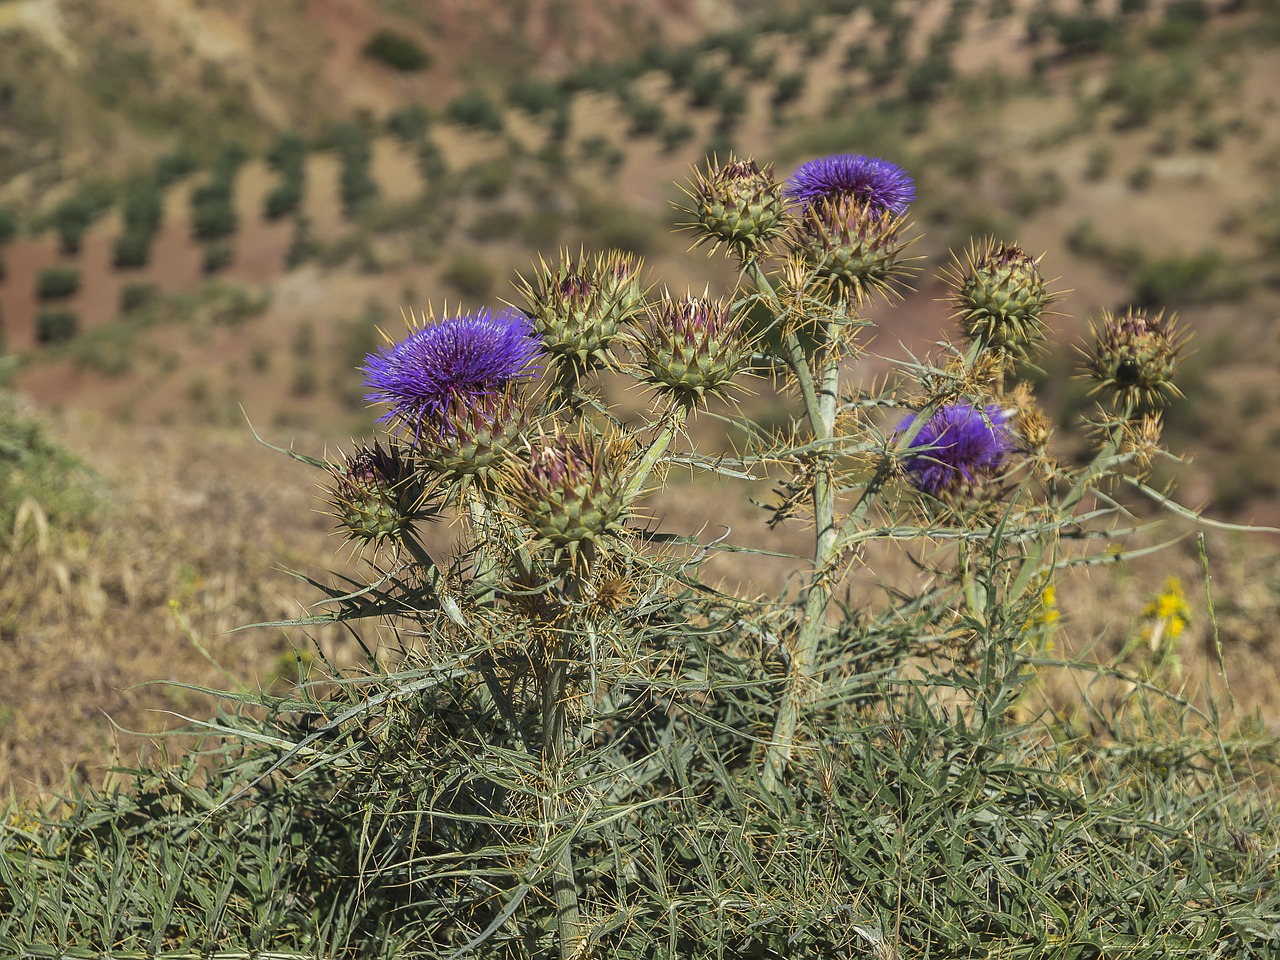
[6,151,1278,959]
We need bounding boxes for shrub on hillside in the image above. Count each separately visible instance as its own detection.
[34,308,78,344]
[36,266,80,300]
[153,148,198,187]
[202,238,233,274]
[112,230,153,269]
[119,282,160,314]
[386,103,431,142]
[360,29,431,72]
[447,89,504,132]
[0,205,17,245]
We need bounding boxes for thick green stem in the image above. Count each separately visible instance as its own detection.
[762,315,842,793]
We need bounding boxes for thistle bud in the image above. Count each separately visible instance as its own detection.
[326,441,436,546]
[514,430,630,560]
[682,157,785,262]
[1087,309,1184,410]
[947,240,1052,357]
[418,387,530,488]
[791,196,911,302]
[638,294,749,405]
[516,249,646,376]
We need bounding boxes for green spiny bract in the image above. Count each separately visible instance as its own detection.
[1087,308,1185,410]
[514,429,631,561]
[417,386,530,490]
[638,293,749,406]
[682,156,786,263]
[516,249,645,377]
[946,240,1052,358]
[791,195,911,302]
[326,440,436,546]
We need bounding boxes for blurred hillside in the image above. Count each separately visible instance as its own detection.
[3,0,1280,796]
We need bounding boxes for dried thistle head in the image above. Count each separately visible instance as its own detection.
[1010,381,1052,456]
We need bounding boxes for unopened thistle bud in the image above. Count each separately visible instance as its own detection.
[791,196,912,302]
[638,294,749,405]
[516,249,646,376]
[1087,309,1185,410]
[514,430,630,561]
[326,441,436,546]
[946,240,1053,358]
[682,157,785,262]
[419,387,530,488]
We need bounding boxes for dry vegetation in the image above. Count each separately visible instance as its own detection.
[2,0,1280,801]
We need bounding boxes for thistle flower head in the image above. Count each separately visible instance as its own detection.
[638,293,749,406]
[325,440,437,546]
[516,249,646,377]
[682,156,786,262]
[785,153,916,214]
[946,240,1054,357]
[791,194,913,303]
[513,429,631,562]
[897,402,1016,497]
[362,307,541,435]
[1086,308,1185,411]
[418,386,531,490]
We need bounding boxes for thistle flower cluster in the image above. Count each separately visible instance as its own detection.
[638,294,748,405]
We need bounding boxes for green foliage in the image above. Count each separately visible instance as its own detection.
[119,282,159,314]
[35,266,80,300]
[265,131,308,220]
[0,206,17,245]
[190,148,246,242]
[448,88,505,133]
[361,28,431,72]
[152,148,198,187]
[49,185,114,255]
[386,103,432,142]
[34,309,78,344]
[202,238,233,274]
[0,393,93,549]
[508,79,567,117]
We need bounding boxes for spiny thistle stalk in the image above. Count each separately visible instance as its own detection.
[1086,308,1186,410]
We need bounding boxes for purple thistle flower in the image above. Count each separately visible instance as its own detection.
[897,403,1014,496]
[362,308,542,432]
[785,154,916,214]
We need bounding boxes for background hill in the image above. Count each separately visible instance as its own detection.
[2,0,1280,797]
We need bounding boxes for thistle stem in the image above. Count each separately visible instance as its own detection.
[762,314,842,793]
[622,404,690,506]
